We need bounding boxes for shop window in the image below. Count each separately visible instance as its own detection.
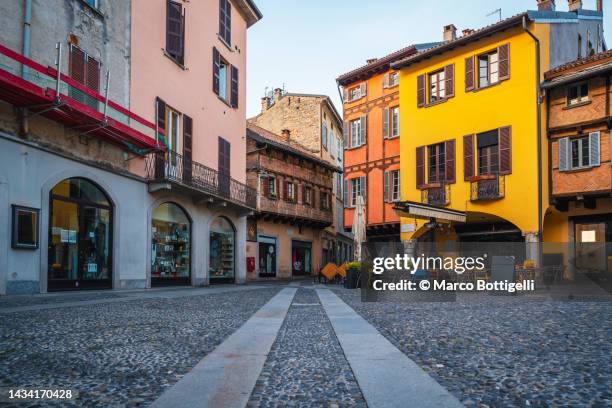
[151,202,191,285]
[210,216,235,282]
[11,205,39,249]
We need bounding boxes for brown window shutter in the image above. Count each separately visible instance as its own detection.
[301,184,306,205]
[463,134,474,180]
[183,115,193,182]
[166,1,184,63]
[416,146,425,188]
[69,45,85,85]
[445,139,455,183]
[499,126,512,174]
[465,56,474,91]
[498,43,510,81]
[417,74,425,107]
[382,108,389,139]
[263,177,269,197]
[85,56,100,93]
[230,65,239,108]
[212,47,220,95]
[444,64,454,98]
[156,97,166,132]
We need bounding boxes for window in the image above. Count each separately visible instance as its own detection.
[166,1,185,65]
[571,136,590,169]
[213,48,239,108]
[166,106,182,154]
[321,191,330,210]
[568,82,589,106]
[285,181,295,202]
[478,50,498,88]
[304,186,312,205]
[477,131,499,175]
[391,170,400,202]
[336,136,342,161]
[350,87,361,101]
[389,72,399,87]
[391,106,400,137]
[350,177,365,206]
[268,176,277,197]
[12,205,39,249]
[428,143,446,183]
[322,123,328,150]
[429,69,446,102]
[350,119,362,148]
[219,0,232,46]
[336,173,343,196]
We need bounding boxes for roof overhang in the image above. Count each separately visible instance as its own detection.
[234,0,263,28]
[393,201,467,223]
[542,62,612,89]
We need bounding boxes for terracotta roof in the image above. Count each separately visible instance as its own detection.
[246,123,342,172]
[391,13,529,70]
[544,49,612,79]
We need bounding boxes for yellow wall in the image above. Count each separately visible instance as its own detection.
[398,23,552,241]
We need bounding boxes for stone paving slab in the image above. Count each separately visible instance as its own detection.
[150,287,297,408]
[317,288,463,408]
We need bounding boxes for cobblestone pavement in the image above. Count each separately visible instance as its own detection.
[334,288,612,408]
[248,288,367,408]
[0,287,280,407]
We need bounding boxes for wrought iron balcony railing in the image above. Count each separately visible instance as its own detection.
[145,151,256,210]
[421,184,451,206]
[470,175,505,201]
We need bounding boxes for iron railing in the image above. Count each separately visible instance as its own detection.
[470,175,505,201]
[145,151,257,209]
[421,184,451,206]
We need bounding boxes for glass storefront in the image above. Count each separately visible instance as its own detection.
[258,236,277,278]
[48,178,112,291]
[292,240,312,276]
[209,216,235,282]
[151,202,191,286]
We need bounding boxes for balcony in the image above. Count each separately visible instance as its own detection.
[0,43,158,152]
[470,175,505,201]
[258,195,332,228]
[145,151,256,212]
[421,184,451,206]
[247,154,333,189]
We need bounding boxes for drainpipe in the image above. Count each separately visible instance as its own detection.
[22,0,32,79]
[523,16,543,264]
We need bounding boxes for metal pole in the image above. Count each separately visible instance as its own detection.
[103,69,110,119]
[54,42,62,102]
[21,0,32,79]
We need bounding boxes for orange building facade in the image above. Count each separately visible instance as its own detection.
[337,44,437,241]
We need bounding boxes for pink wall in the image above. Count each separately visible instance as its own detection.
[130,0,249,182]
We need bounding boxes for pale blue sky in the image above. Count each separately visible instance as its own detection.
[246,0,610,117]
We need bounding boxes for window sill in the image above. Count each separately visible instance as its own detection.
[385,135,400,140]
[471,79,505,93]
[422,97,450,108]
[78,0,105,18]
[162,50,187,70]
[217,95,234,109]
[469,174,497,182]
[217,35,233,52]
[383,84,399,90]
[563,100,592,110]
[344,144,366,151]
[559,166,597,174]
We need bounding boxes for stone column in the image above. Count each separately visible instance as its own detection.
[525,232,541,267]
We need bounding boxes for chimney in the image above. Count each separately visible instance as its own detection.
[366,58,378,64]
[596,0,603,12]
[261,96,270,113]
[537,0,555,11]
[462,28,475,36]
[273,88,283,104]
[568,0,582,11]
[443,24,457,42]
[281,128,291,141]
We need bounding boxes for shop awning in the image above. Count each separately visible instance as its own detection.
[393,201,467,223]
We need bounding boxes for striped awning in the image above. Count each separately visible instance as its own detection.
[393,201,467,223]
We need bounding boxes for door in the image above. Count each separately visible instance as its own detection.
[258,236,277,278]
[292,240,312,276]
[218,137,231,197]
[79,205,111,286]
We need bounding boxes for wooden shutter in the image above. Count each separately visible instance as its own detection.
[589,131,600,167]
[212,47,220,95]
[384,171,390,202]
[444,64,454,98]
[343,121,350,147]
[360,82,367,96]
[218,137,231,195]
[360,116,367,145]
[558,138,569,171]
[498,126,512,175]
[69,45,86,85]
[85,56,100,92]
[225,0,232,45]
[230,65,239,108]
[183,115,193,182]
[166,1,184,63]
[463,134,474,180]
[156,97,166,132]
[383,73,389,89]
[498,43,510,81]
[417,74,425,107]
[262,177,269,197]
[344,179,349,207]
[342,88,348,102]
[465,56,475,91]
[416,146,425,188]
[445,140,456,183]
[382,108,389,139]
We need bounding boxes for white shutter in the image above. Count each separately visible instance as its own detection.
[589,131,600,167]
[382,108,389,139]
[558,137,569,171]
[361,175,367,202]
[395,170,400,201]
[383,73,389,89]
[342,88,348,102]
[344,179,349,207]
[360,82,367,96]
[360,116,367,145]
[384,171,390,203]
